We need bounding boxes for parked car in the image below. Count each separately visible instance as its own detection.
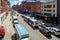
[48,27,60,35]
[0,26,5,39]
[12,16,18,23]
[12,16,18,28]
[21,14,25,18]
[13,16,18,20]
[39,25,51,36]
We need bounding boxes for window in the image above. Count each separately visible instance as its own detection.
[44,10,51,12]
[44,5,52,8]
[53,14,55,16]
[1,17,2,21]
[3,16,4,21]
[1,0,2,6]
[1,17,3,24]
[53,4,55,8]
[44,13,51,16]
[53,10,55,12]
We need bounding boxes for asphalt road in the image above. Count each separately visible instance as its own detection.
[2,11,60,40]
[18,14,60,40]
[18,14,48,40]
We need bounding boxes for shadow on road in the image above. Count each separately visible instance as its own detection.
[39,30,52,39]
[51,33,60,38]
[54,35,60,38]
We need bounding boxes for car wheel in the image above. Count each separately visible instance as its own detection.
[0,35,4,39]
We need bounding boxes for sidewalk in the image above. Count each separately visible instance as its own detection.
[2,13,15,40]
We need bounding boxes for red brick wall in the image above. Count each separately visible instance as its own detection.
[1,0,9,13]
[14,5,19,10]
[21,2,41,13]
[21,2,28,11]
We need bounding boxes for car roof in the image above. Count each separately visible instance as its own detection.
[0,27,4,30]
[52,27,60,31]
[29,18,37,21]
[14,20,18,22]
[13,16,17,18]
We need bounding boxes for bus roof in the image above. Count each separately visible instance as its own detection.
[29,18,37,21]
[15,24,29,36]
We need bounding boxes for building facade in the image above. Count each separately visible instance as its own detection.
[41,0,57,17]
[21,1,41,13]
[12,4,20,11]
[41,0,60,18]
[40,0,60,24]
[0,0,10,26]
[1,0,9,13]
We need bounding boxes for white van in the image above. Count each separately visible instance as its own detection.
[13,20,18,24]
[13,16,18,20]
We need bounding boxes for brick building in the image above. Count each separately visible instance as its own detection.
[40,0,60,24]
[1,0,9,13]
[0,0,10,26]
[22,1,41,13]
[12,0,60,24]
[12,4,20,11]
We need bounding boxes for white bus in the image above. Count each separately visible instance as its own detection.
[24,16,30,22]
[28,18,38,27]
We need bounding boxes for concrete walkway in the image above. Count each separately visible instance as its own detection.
[2,13,15,40]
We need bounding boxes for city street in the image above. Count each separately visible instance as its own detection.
[1,0,60,40]
[18,14,47,40]
[0,11,60,40]
[1,12,60,40]
[18,14,60,40]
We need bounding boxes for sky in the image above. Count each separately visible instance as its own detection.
[8,0,23,7]
[8,0,53,7]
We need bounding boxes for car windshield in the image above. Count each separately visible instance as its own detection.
[14,19,17,20]
[14,22,18,24]
[57,31,60,32]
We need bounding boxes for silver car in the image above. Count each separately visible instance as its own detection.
[49,27,60,35]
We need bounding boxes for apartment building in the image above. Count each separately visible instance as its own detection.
[12,4,20,11]
[41,0,60,18]
[41,0,57,17]
[37,0,60,24]
[1,0,9,13]
[0,0,10,26]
